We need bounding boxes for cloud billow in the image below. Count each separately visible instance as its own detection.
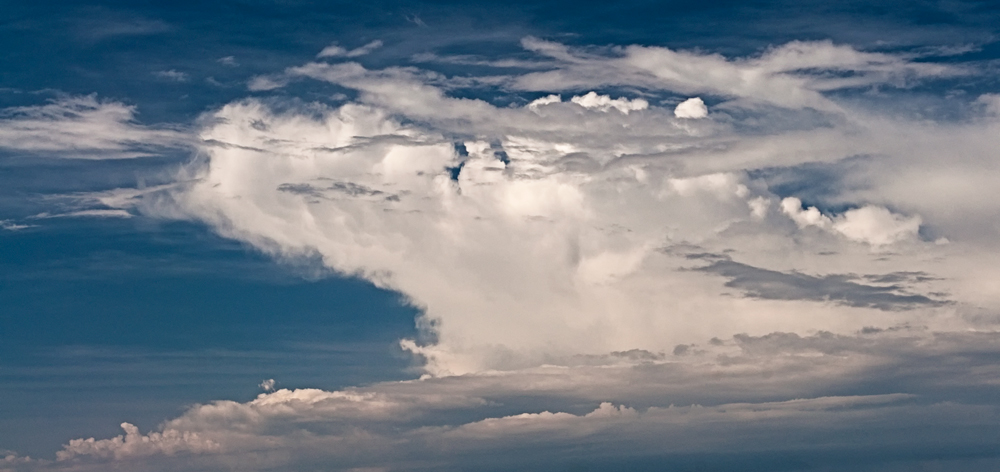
[6,36,1000,471]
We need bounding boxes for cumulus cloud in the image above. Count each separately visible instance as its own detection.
[58,423,219,461]
[26,329,1000,471]
[570,92,649,114]
[673,97,707,118]
[0,95,189,158]
[12,36,1000,471]
[781,197,922,247]
[526,94,561,110]
[139,37,1000,377]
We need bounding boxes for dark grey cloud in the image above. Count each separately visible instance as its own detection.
[278,181,399,203]
[691,254,948,310]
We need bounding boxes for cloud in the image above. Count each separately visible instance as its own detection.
[0,220,34,231]
[29,329,1000,471]
[318,40,384,58]
[58,423,220,461]
[526,94,561,110]
[14,35,1000,471]
[153,70,189,82]
[29,209,133,219]
[514,38,962,111]
[71,13,171,43]
[154,38,1000,377]
[217,56,238,67]
[781,197,922,247]
[0,95,189,158]
[151,88,984,376]
[674,97,707,119]
[692,254,948,310]
[570,92,648,114]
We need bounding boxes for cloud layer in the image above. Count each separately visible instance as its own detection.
[5,37,1000,470]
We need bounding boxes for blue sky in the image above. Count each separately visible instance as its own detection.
[2,1,1000,471]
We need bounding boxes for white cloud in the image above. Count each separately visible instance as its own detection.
[317,44,348,58]
[526,94,561,110]
[673,97,707,118]
[832,205,922,247]
[0,220,34,231]
[149,90,981,376]
[0,95,188,158]
[30,209,133,219]
[153,70,189,82]
[570,92,648,114]
[58,422,219,461]
[318,40,384,58]
[144,41,1000,377]
[781,197,921,247]
[13,36,1000,471]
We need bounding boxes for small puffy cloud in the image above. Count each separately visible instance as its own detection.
[259,379,276,392]
[526,94,561,110]
[781,197,921,247]
[673,97,707,118]
[570,91,648,114]
[781,196,833,229]
[217,56,238,67]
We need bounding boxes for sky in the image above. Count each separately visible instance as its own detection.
[2,1,1000,470]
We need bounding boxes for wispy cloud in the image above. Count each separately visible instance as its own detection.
[0,95,190,158]
[317,40,384,59]
[152,70,189,82]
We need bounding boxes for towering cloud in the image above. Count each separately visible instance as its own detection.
[6,38,1000,471]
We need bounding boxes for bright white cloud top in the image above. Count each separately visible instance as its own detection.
[5,38,1000,471]
[673,97,707,118]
